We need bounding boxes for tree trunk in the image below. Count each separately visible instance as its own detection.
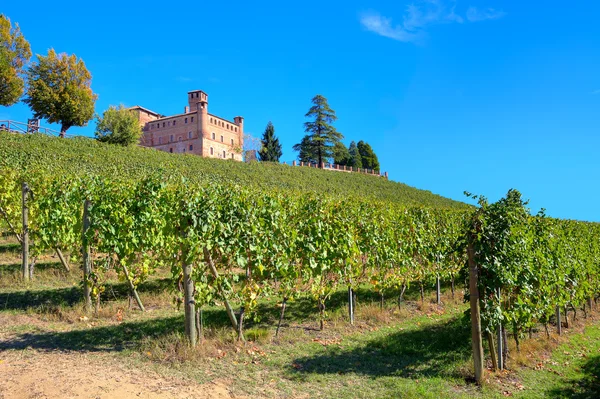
[237,306,245,342]
[121,263,145,312]
[82,200,92,312]
[22,182,29,281]
[276,297,287,337]
[467,239,484,384]
[55,248,71,272]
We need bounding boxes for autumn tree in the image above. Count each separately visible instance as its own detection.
[24,49,97,137]
[0,14,31,106]
[357,140,380,171]
[258,121,282,162]
[95,105,143,146]
[293,95,343,167]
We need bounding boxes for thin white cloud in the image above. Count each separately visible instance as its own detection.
[360,1,505,43]
[466,6,507,22]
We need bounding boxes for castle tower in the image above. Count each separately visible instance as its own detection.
[234,116,244,147]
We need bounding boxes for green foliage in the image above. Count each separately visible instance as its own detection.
[332,141,350,165]
[348,141,363,169]
[258,121,282,162]
[95,105,143,146]
[357,140,380,171]
[293,95,343,166]
[23,49,97,135]
[0,14,31,106]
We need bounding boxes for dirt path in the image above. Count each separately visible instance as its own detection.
[0,349,240,399]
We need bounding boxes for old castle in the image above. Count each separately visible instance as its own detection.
[130,90,244,161]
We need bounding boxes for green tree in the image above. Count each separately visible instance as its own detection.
[348,141,363,169]
[258,121,282,162]
[24,49,97,137]
[95,105,143,146]
[0,14,31,106]
[332,141,350,165]
[293,95,343,167]
[357,140,380,171]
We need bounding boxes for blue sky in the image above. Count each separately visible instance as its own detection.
[2,1,599,221]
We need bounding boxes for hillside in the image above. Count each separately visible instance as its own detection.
[0,132,467,209]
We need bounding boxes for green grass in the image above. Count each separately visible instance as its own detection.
[0,132,468,209]
[1,257,599,398]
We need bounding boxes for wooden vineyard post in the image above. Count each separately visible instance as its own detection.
[21,182,29,281]
[497,288,504,370]
[182,240,197,346]
[348,286,354,325]
[468,237,484,384]
[82,200,92,313]
[556,306,562,335]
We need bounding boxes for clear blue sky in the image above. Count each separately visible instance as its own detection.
[2,1,599,221]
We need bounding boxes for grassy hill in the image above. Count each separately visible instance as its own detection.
[0,132,467,209]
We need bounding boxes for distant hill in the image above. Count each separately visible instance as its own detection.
[0,133,467,209]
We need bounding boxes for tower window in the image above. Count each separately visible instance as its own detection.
[231,153,234,159]
[191,117,194,122]
[189,144,193,151]
[210,147,214,155]
[170,135,173,142]
[220,135,224,142]
[169,148,173,153]
[188,132,192,139]
[163,122,166,128]
[185,117,188,123]
[158,137,162,144]
[222,150,226,158]
[173,120,176,126]
[212,132,215,140]
[231,139,234,145]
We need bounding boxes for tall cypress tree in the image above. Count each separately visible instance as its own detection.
[293,95,343,167]
[348,141,363,169]
[258,121,282,162]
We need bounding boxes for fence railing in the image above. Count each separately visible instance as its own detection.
[0,120,70,137]
[281,160,388,179]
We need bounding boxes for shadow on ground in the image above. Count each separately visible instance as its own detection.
[0,278,172,311]
[546,355,600,399]
[289,316,471,380]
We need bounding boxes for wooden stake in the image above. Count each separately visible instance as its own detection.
[21,182,29,281]
[82,200,92,312]
[468,239,484,384]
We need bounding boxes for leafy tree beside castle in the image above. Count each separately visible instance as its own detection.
[258,121,282,162]
[0,14,31,106]
[24,49,97,137]
[95,105,143,146]
[293,95,343,167]
[333,141,350,165]
[357,140,380,171]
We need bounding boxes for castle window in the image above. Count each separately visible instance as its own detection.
[178,137,182,142]
[189,144,193,151]
[212,132,215,140]
[170,135,174,142]
[169,148,173,153]
[210,118,213,123]
[158,137,162,144]
[185,118,188,123]
[210,147,214,155]
[163,122,166,128]
[231,139,234,145]
[188,132,192,139]
[222,150,226,158]
[220,135,224,142]
[173,120,176,126]
[191,117,194,122]
[235,127,237,132]
[231,153,234,159]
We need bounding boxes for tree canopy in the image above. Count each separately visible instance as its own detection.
[357,140,380,171]
[258,121,282,162]
[0,14,31,106]
[23,49,97,137]
[348,141,363,169]
[332,141,350,165]
[293,95,343,167]
[95,105,143,146]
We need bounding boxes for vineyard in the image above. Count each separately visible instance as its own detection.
[1,132,600,397]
